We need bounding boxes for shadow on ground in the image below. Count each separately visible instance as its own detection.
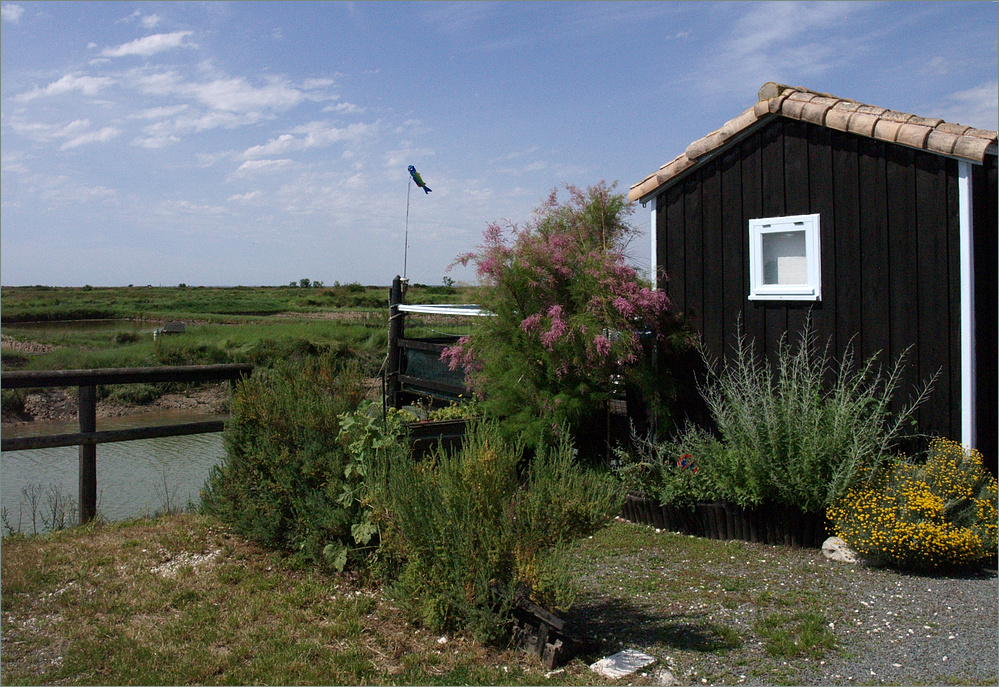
[562,595,740,663]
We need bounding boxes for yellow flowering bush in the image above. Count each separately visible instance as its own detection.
[828,438,997,571]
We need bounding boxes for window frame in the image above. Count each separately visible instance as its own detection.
[748,213,822,301]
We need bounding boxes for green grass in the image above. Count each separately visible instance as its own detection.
[0,514,607,686]
[1,285,482,376]
[2,514,993,686]
[754,611,837,659]
[0,284,479,323]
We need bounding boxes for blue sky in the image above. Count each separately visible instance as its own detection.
[1,1,996,288]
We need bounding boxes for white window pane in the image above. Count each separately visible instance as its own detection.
[762,231,806,285]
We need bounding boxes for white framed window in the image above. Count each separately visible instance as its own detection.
[748,213,821,301]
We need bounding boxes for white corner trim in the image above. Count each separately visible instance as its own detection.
[649,196,657,290]
[958,160,976,448]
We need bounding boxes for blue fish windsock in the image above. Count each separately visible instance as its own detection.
[408,165,432,194]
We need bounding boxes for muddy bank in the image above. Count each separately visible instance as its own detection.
[2,385,229,425]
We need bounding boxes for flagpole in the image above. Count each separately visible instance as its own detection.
[404,178,411,279]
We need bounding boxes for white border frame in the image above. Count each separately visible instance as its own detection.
[748,213,821,301]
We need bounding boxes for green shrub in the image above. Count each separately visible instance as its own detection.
[1,388,28,416]
[378,422,622,642]
[443,183,672,452]
[200,354,367,568]
[614,426,722,508]
[102,383,160,405]
[828,438,998,571]
[693,318,932,512]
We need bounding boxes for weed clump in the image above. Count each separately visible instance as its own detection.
[200,354,367,568]
[373,422,622,642]
[619,318,934,514]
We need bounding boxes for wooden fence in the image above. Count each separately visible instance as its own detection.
[386,275,469,409]
[1,363,252,524]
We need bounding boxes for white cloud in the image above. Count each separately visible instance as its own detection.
[189,77,308,112]
[11,118,120,150]
[937,81,999,130]
[132,104,189,119]
[132,134,180,149]
[231,159,295,177]
[242,121,375,158]
[1,3,24,22]
[228,191,262,202]
[323,101,364,114]
[141,14,161,29]
[698,2,866,94]
[102,31,195,58]
[131,69,325,115]
[61,127,120,150]
[14,74,115,101]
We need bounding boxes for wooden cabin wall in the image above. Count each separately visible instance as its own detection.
[656,118,973,461]
[973,156,997,472]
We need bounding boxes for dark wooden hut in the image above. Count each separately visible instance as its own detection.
[631,82,997,473]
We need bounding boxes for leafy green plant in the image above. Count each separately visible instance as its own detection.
[614,425,722,508]
[443,183,672,452]
[688,317,933,512]
[326,403,413,570]
[200,354,367,569]
[828,438,998,571]
[378,421,622,642]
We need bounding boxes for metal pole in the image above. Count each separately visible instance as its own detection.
[404,179,412,279]
[387,275,405,409]
[78,385,97,524]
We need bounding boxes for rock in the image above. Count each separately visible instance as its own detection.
[822,536,858,563]
[590,649,656,679]
[652,667,679,686]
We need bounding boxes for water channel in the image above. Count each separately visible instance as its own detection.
[2,410,226,534]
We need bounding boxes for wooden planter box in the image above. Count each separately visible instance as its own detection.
[622,493,829,548]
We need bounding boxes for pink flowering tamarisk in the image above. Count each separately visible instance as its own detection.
[443,182,672,450]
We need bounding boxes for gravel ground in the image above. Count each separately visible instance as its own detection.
[566,522,998,686]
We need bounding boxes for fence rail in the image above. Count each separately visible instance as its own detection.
[1,363,252,524]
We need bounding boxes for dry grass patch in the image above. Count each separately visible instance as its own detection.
[0,513,607,686]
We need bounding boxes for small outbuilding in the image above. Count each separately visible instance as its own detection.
[631,82,997,473]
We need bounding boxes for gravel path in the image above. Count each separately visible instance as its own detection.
[566,523,998,686]
[796,562,996,686]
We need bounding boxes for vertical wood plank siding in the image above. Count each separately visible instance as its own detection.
[973,156,998,467]
[656,118,965,448]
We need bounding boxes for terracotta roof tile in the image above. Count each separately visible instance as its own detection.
[847,111,881,138]
[896,123,933,149]
[631,82,998,202]
[926,130,961,156]
[873,119,904,143]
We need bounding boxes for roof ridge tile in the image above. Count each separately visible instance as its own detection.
[630,81,997,202]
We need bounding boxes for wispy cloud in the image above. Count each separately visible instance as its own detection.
[61,126,119,150]
[1,3,24,23]
[934,81,999,130]
[243,121,376,158]
[131,69,328,114]
[230,158,296,178]
[697,2,867,95]
[11,119,120,150]
[102,31,195,58]
[14,74,115,101]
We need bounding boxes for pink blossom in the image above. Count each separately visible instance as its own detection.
[521,313,543,333]
[612,296,636,317]
[593,335,612,358]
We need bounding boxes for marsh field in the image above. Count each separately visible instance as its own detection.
[1,283,474,377]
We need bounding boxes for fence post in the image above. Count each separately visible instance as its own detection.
[78,384,97,524]
[387,275,407,409]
